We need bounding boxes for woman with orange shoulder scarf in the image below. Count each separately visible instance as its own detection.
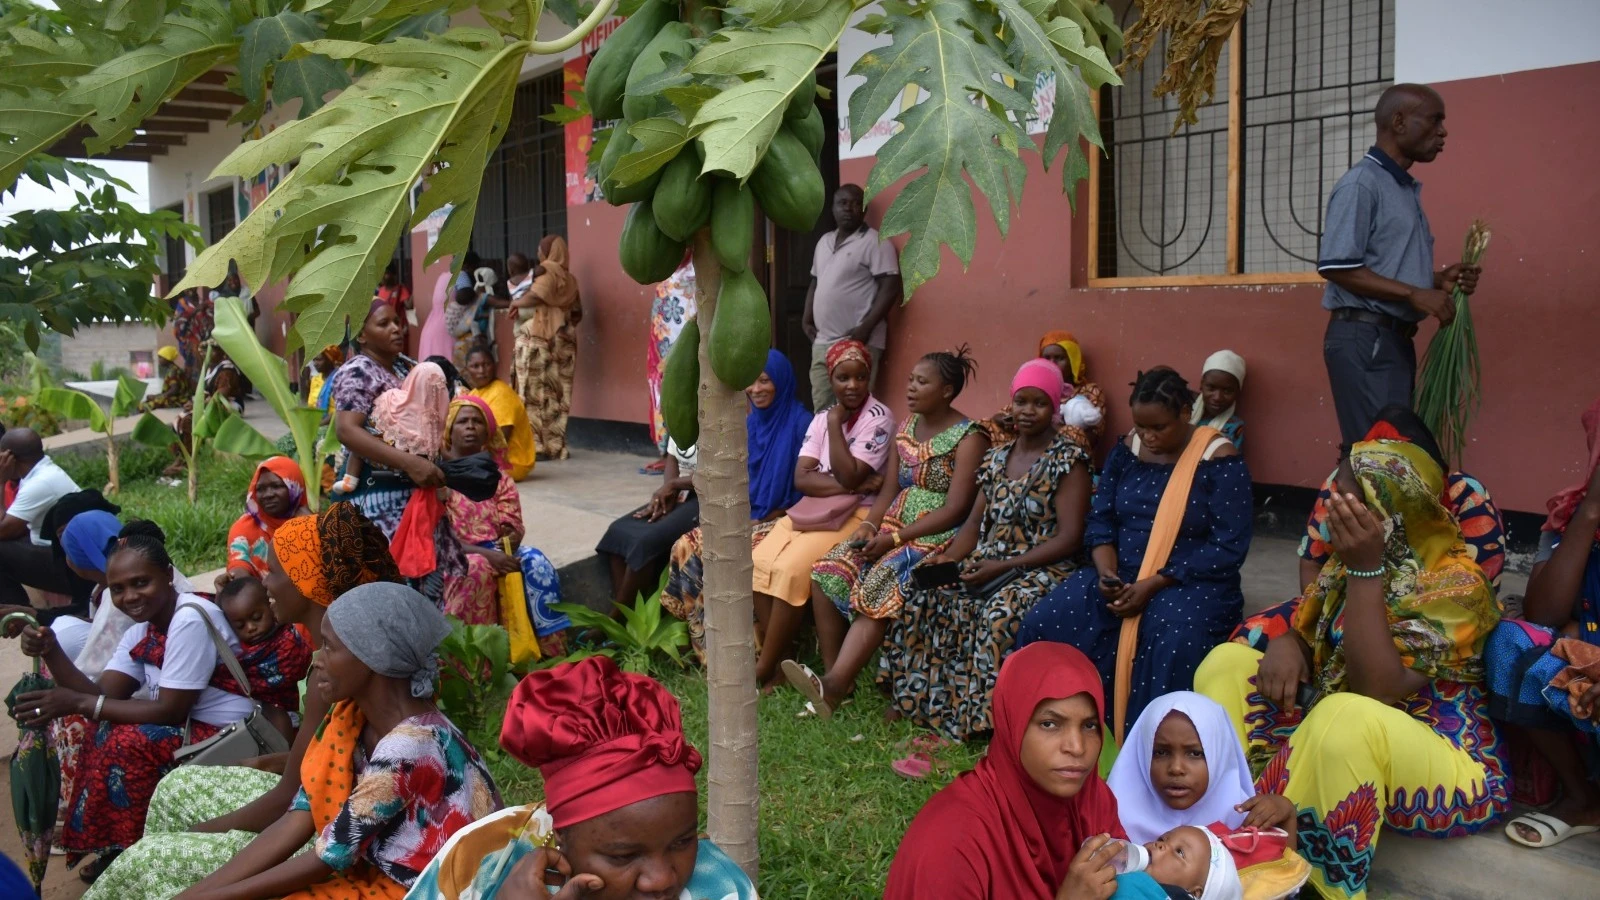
[510,235,581,460]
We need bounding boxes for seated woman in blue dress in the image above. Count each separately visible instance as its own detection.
[1016,368,1252,737]
[1484,396,1600,848]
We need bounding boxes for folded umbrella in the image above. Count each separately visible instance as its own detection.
[3,612,59,897]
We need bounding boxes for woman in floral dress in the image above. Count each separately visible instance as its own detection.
[878,360,1093,740]
[784,350,988,716]
[439,397,567,652]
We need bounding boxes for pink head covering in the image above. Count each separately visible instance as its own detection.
[372,361,450,457]
[1011,358,1065,409]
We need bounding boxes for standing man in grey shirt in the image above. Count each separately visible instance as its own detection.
[1318,83,1480,451]
[803,184,901,410]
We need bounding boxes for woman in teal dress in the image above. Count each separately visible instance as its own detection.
[785,350,989,717]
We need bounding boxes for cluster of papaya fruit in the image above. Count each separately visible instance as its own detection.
[586,0,828,448]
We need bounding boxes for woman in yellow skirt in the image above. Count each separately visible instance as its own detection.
[1195,434,1509,900]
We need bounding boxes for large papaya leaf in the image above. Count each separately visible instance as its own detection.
[178,28,528,355]
[849,0,1034,298]
[993,0,1118,197]
[0,88,92,196]
[237,10,351,116]
[732,0,838,28]
[688,0,851,181]
[61,0,240,155]
[611,117,693,189]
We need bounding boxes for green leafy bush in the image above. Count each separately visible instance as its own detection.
[551,593,690,675]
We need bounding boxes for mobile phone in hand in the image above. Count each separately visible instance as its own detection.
[1100,575,1124,590]
[912,561,963,590]
[846,538,868,550]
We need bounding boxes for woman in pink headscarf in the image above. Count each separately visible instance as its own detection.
[878,359,1094,740]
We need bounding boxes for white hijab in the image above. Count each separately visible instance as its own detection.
[1107,691,1254,844]
[1190,349,1246,429]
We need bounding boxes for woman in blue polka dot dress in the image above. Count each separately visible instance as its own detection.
[1016,368,1254,737]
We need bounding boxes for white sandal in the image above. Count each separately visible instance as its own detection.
[1504,811,1600,848]
[781,659,833,719]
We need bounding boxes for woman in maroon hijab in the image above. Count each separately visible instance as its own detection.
[887,642,1128,899]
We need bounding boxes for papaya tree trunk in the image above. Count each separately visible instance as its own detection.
[689,235,759,876]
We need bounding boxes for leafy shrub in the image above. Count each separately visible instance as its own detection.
[551,593,690,675]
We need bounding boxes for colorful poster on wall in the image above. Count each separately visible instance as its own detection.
[564,17,623,205]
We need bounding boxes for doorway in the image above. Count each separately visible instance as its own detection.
[765,59,841,410]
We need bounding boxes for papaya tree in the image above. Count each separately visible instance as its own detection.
[0,0,1165,878]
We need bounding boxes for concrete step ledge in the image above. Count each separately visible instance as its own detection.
[1368,818,1600,899]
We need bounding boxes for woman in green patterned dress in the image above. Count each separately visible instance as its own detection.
[783,350,989,717]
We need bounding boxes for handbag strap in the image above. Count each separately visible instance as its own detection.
[176,602,253,699]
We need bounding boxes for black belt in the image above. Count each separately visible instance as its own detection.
[1330,307,1418,339]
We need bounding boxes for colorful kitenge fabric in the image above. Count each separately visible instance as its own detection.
[226,457,311,578]
[287,705,501,893]
[143,366,193,412]
[441,473,522,624]
[1300,467,1507,589]
[1196,642,1510,900]
[1016,438,1254,730]
[82,767,284,900]
[878,432,1089,740]
[237,623,313,715]
[647,260,696,451]
[171,293,213,377]
[662,521,778,664]
[404,803,758,900]
[1296,441,1502,696]
[813,416,975,619]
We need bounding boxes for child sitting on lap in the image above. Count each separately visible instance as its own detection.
[215,578,312,740]
[334,360,450,494]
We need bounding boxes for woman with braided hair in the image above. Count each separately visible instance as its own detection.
[1017,367,1253,736]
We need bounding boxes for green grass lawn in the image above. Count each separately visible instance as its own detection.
[54,445,262,574]
[484,666,987,899]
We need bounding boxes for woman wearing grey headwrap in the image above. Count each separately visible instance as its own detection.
[326,582,452,698]
[169,582,501,899]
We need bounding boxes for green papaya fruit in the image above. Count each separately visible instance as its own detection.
[599,126,663,206]
[584,0,677,122]
[707,267,772,390]
[652,151,713,242]
[710,179,755,273]
[623,21,692,124]
[619,199,686,285]
[749,126,825,233]
[784,71,816,120]
[791,103,825,163]
[660,317,700,449]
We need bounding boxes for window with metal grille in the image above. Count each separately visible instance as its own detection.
[161,202,186,291]
[205,185,235,246]
[1089,0,1393,285]
[469,69,568,271]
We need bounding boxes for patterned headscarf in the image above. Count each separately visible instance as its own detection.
[825,338,871,375]
[1038,330,1086,385]
[1294,440,1501,694]
[271,503,402,607]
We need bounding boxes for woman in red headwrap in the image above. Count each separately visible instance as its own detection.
[221,456,311,584]
[887,641,1126,899]
[403,655,757,899]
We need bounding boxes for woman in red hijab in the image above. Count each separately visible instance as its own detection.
[403,655,758,899]
[887,642,1127,900]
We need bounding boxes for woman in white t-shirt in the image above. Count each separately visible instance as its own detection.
[16,532,252,882]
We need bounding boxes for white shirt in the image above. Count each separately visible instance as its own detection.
[104,595,256,727]
[8,456,79,545]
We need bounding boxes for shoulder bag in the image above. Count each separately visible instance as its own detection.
[171,603,293,767]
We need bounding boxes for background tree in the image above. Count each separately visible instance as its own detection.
[0,0,1240,879]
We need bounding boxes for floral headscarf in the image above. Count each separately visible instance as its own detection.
[444,396,507,470]
[245,457,309,532]
[825,338,871,375]
[1294,439,1501,694]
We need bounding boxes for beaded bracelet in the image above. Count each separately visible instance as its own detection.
[1346,565,1384,579]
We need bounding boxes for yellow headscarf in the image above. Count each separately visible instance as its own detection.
[1295,440,1501,694]
[1038,331,1085,385]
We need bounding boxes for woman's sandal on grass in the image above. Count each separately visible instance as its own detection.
[781,659,834,719]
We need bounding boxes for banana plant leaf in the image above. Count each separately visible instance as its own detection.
[2,612,57,895]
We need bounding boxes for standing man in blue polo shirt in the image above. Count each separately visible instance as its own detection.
[1318,83,1480,450]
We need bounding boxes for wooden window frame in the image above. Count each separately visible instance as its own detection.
[1086,22,1326,288]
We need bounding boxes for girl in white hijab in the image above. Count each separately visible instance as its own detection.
[1192,350,1247,452]
[1108,691,1295,845]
